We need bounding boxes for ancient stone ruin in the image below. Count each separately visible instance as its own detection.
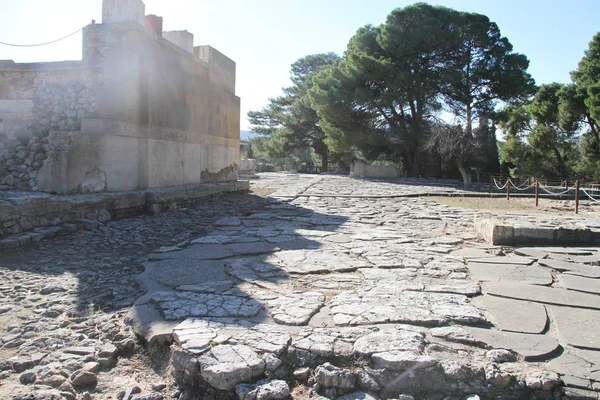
[0,0,240,194]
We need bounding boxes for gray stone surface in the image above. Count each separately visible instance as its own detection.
[464,327,561,360]
[267,292,325,325]
[144,259,227,287]
[199,345,265,390]
[538,259,600,278]
[5,173,600,398]
[470,295,548,334]
[467,262,553,285]
[235,379,290,400]
[549,306,600,350]
[330,286,486,326]
[557,274,600,295]
[151,290,263,320]
[149,243,234,260]
[484,282,600,310]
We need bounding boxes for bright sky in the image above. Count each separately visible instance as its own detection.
[1,0,599,130]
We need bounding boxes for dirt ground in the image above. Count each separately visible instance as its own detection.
[430,195,600,217]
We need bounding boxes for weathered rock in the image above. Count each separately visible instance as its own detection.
[19,371,36,384]
[314,363,356,389]
[235,379,290,400]
[69,369,98,389]
[371,351,437,370]
[199,345,265,390]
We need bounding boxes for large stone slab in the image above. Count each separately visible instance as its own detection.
[471,255,534,265]
[538,259,600,278]
[292,327,376,358]
[151,290,263,320]
[558,274,600,295]
[173,320,291,355]
[549,306,600,350]
[353,328,426,356]
[464,327,560,360]
[149,243,234,260]
[199,345,265,390]
[144,259,228,287]
[547,348,600,381]
[467,262,553,286]
[330,288,486,326]
[484,282,600,310]
[269,250,369,274]
[471,295,547,334]
[267,292,325,325]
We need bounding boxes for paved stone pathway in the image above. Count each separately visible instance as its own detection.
[130,173,600,399]
[1,173,599,399]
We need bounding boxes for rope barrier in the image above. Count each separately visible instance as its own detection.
[0,27,83,47]
[538,183,575,196]
[509,180,536,191]
[511,178,531,189]
[581,188,600,204]
[492,177,509,190]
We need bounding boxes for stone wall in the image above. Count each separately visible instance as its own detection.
[350,162,398,179]
[0,0,240,194]
[0,62,102,190]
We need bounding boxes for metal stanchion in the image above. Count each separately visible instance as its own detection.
[506,179,510,201]
[575,180,580,214]
[535,181,539,207]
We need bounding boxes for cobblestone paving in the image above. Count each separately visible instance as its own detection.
[1,173,599,400]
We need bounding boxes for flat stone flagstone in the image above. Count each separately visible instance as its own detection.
[484,282,600,310]
[144,259,228,287]
[467,262,553,286]
[470,255,534,265]
[557,274,600,295]
[549,306,600,350]
[149,243,234,260]
[267,291,325,325]
[270,250,370,274]
[330,286,487,326]
[352,328,426,356]
[151,290,263,320]
[538,258,600,278]
[292,326,378,358]
[463,327,561,360]
[470,295,548,334]
[547,348,600,382]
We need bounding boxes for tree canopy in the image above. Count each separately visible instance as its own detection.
[247,3,600,183]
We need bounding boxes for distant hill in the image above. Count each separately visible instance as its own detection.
[240,130,257,141]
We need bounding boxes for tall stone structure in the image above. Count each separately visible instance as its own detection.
[0,0,240,193]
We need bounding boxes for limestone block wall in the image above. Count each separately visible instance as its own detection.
[1,0,240,194]
[350,162,398,179]
[0,62,101,190]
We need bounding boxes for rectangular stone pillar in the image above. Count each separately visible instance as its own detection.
[163,31,194,54]
[144,15,163,36]
[102,0,145,25]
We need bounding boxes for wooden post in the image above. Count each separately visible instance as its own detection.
[489,176,493,196]
[535,181,539,207]
[506,179,510,201]
[575,180,580,214]
[565,179,569,189]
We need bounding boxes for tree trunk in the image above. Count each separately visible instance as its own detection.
[457,159,472,188]
[320,151,329,173]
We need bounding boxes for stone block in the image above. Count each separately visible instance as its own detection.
[555,227,592,245]
[513,225,555,244]
[144,15,163,36]
[163,31,194,54]
[102,0,145,25]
